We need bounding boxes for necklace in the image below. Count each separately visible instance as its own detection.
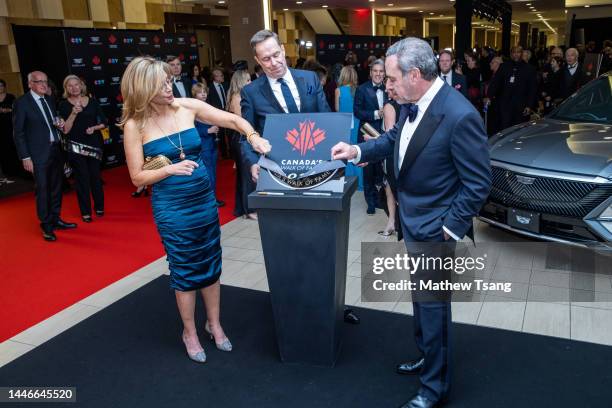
[153,112,185,160]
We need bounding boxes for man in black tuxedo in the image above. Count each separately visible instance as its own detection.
[487,45,537,130]
[559,47,588,100]
[167,56,192,98]
[438,50,468,98]
[13,71,77,241]
[354,59,388,215]
[207,67,230,161]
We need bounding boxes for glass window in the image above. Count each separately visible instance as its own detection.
[551,76,612,124]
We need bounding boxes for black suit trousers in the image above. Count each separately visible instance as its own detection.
[33,143,64,231]
[69,152,104,216]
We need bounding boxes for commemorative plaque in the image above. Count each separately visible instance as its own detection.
[257,112,353,192]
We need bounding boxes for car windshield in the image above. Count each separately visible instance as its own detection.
[551,76,612,124]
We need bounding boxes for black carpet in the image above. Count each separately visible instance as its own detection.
[1,277,610,408]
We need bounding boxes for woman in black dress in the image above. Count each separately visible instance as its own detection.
[59,75,107,222]
[0,79,21,177]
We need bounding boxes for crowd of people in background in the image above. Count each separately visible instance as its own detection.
[1,35,611,242]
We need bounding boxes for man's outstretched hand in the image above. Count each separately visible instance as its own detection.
[331,142,357,161]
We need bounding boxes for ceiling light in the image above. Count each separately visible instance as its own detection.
[526,3,531,5]
[584,4,590,7]
[322,4,328,7]
[369,0,375,2]
[439,14,444,17]
[283,7,288,10]
[217,0,225,3]
[419,10,423,13]
[296,1,302,3]
[387,3,394,6]
[429,12,434,15]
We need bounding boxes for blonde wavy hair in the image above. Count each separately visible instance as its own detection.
[338,66,358,91]
[226,70,251,111]
[118,56,173,130]
[62,75,87,99]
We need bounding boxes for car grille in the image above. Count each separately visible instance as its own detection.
[490,166,612,218]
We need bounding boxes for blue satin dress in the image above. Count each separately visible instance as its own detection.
[143,128,222,291]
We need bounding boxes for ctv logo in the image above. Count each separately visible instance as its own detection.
[70,37,83,44]
[165,38,173,44]
[94,79,105,86]
[123,38,134,44]
[189,54,198,61]
[285,120,326,157]
[107,58,119,64]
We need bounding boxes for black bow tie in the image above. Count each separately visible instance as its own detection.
[568,64,577,69]
[406,103,418,123]
[373,84,384,91]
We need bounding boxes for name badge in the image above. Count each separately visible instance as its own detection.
[509,76,515,84]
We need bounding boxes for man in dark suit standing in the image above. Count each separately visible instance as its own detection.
[332,37,491,408]
[354,59,388,215]
[438,50,468,98]
[559,47,588,100]
[487,45,537,130]
[167,56,192,99]
[207,67,231,162]
[13,71,77,241]
[241,29,360,325]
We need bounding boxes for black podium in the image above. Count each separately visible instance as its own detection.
[248,177,358,367]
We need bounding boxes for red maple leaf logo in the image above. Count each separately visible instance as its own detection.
[108,34,117,44]
[285,120,326,157]
[178,53,185,61]
[92,55,101,65]
[153,35,160,44]
[190,36,197,43]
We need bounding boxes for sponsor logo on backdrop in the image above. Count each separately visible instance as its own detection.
[285,121,326,157]
[177,37,186,45]
[92,55,102,71]
[153,35,160,44]
[124,56,134,64]
[110,76,121,85]
[107,58,119,64]
[108,34,118,48]
[178,53,185,62]
[89,36,102,45]
[72,58,85,68]
[138,36,149,45]
[98,97,110,106]
[165,38,173,44]
[94,79,105,86]
[70,37,83,44]
[123,37,134,44]
[189,54,198,61]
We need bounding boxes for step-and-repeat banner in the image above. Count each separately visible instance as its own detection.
[64,29,199,166]
[315,34,400,66]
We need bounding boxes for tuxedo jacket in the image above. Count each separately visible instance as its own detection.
[359,83,491,242]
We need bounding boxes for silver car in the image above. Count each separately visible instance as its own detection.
[479,72,612,250]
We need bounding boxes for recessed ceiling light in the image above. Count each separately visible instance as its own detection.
[526,3,531,5]
[369,0,375,2]
[217,0,225,3]
[283,7,288,10]
[419,10,423,13]
[429,12,434,15]
[296,1,302,3]
[584,4,590,7]
[387,3,394,6]
[439,14,444,17]
[322,4,328,7]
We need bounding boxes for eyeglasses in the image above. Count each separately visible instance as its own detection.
[31,80,48,84]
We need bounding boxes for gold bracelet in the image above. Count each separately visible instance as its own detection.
[246,131,259,145]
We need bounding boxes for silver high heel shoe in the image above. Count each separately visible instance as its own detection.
[182,335,207,363]
[205,322,233,352]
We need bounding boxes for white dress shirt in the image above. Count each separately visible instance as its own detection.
[372,81,385,120]
[440,70,453,87]
[353,77,460,240]
[31,90,56,143]
[267,70,301,113]
[568,64,578,76]
[174,76,187,98]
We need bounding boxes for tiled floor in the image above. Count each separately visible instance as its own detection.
[1,191,611,367]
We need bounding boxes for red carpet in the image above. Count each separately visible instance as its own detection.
[0,160,237,342]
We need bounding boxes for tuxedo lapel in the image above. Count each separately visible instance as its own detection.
[27,92,49,127]
[260,77,284,113]
[292,71,307,112]
[393,108,410,179]
[397,86,449,177]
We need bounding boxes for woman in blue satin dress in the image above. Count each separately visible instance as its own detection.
[119,57,271,363]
